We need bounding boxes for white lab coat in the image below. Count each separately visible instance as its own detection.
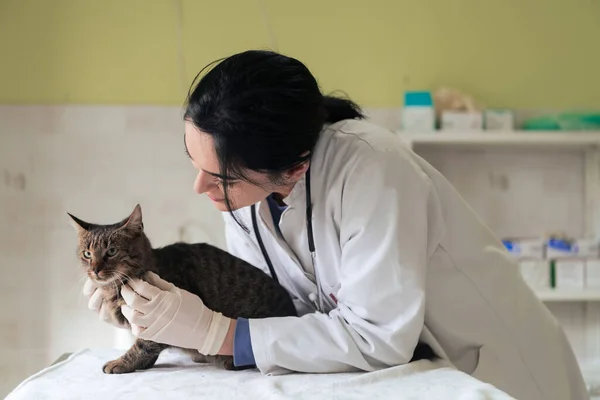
[223,119,588,400]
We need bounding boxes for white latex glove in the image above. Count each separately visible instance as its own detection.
[120,272,231,355]
[83,278,128,329]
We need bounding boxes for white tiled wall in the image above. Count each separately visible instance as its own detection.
[0,105,226,397]
[0,105,597,396]
[415,146,585,239]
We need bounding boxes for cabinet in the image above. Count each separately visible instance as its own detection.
[398,130,600,366]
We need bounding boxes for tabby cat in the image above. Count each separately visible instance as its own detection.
[68,204,298,374]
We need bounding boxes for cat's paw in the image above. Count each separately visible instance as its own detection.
[102,359,136,374]
[222,356,236,371]
[190,353,211,364]
[219,356,253,371]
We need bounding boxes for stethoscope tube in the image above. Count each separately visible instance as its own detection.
[305,167,316,255]
[250,166,324,312]
[250,203,279,283]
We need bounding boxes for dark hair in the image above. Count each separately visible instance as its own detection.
[184,50,363,216]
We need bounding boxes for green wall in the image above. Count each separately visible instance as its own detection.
[1,0,599,109]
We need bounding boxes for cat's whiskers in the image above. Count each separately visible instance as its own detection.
[114,275,124,287]
[112,270,135,286]
[110,280,120,296]
[113,275,126,292]
[68,274,91,305]
[95,268,134,288]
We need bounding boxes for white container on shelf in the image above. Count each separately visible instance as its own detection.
[520,260,550,289]
[401,91,435,132]
[546,239,576,259]
[484,109,514,130]
[574,239,600,258]
[546,238,599,259]
[502,238,545,260]
[441,111,483,131]
[586,259,600,288]
[555,259,585,289]
[401,107,435,132]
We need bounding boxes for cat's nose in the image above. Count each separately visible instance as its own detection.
[91,263,103,277]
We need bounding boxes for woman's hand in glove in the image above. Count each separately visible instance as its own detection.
[83,277,129,329]
[120,272,232,355]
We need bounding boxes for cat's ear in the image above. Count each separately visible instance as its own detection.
[67,213,92,234]
[121,204,144,234]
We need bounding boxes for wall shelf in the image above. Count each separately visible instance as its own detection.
[397,125,600,369]
[535,289,600,302]
[398,131,600,149]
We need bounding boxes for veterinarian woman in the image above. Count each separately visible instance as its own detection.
[85,50,587,400]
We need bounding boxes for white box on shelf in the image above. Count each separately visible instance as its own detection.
[546,239,576,259]
[546,238,600,259]
[555,259,585,289]
[574,238,600,258]
[519,260,550,289]
[586,259,600,288]
[401,107,435,132]
[502,238,545,260]
[484,109,514,131]
[441,111,483,131]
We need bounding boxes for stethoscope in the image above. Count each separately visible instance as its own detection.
[250,166,326,312]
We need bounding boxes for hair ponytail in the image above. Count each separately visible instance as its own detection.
[322,94,364,124]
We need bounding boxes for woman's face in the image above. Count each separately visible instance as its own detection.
[184,121,274,211]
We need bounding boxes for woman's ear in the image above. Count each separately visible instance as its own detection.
[284,160,310,183]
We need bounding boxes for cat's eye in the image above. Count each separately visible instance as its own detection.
[82,250,92,259]
[106,247,118,257]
